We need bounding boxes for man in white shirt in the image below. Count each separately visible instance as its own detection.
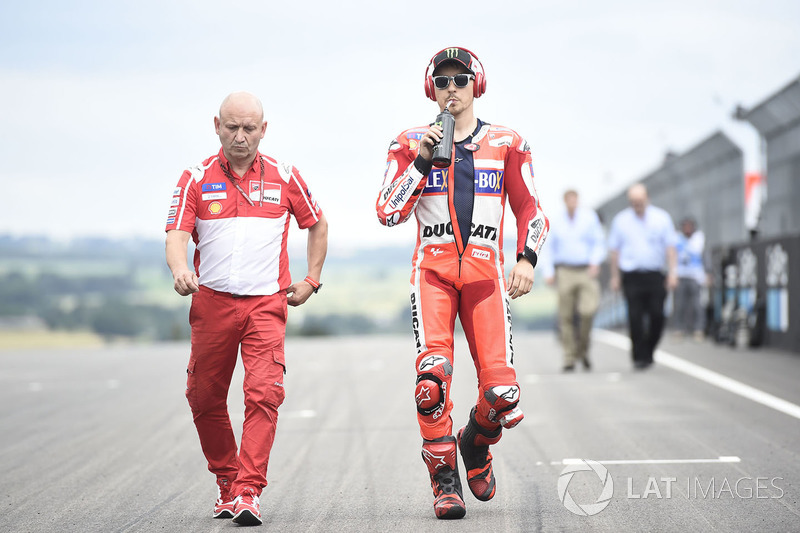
[608,184,678,369]
[542,190,606,371]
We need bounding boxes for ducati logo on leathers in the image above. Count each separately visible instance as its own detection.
[411,292,421,350]
[423,223,498,241]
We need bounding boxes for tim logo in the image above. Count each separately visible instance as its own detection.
[202,182,226,192]
[474,170,503,194]
[424,169,449,194]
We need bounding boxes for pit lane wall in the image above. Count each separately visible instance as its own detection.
[739,75,800,240]
[711,74,800,352]
[595,130,746,250]
[592,73,800,353]
[712,235,799,352]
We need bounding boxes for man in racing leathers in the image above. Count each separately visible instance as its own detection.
[375,47,548,519]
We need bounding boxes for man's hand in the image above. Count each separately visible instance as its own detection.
[507,257,534,300]
[666,273,679,291]
[290,214,327,307]
[666,246,678,291]
[419,124,443,162]
[286,280,315,307]
[588,264,600,278]
[608,250,620,292]
[166,230,197,296]
[172,268,199,296]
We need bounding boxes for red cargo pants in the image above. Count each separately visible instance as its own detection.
[186,285,287,497]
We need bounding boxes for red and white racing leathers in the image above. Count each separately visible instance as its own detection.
[376,121,548,441]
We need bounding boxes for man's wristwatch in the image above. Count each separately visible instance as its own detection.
[304,276,322,294]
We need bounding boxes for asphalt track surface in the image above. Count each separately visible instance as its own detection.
[1,330,799,532]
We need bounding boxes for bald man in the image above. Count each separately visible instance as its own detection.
[608,184,677,369]
[165,92,328,525]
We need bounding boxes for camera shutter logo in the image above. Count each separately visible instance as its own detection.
[557,459,614,516]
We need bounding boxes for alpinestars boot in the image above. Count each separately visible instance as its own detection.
[457,407,502,501]
[421,436,466,519]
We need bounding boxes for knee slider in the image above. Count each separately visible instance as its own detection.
[415,354,453,419]
[415,378,442,412]
[482,384,524,429]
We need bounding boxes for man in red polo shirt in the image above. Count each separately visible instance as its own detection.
[165,91,328,526]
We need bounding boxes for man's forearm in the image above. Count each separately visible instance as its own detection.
[165,230,191,274]
[666,246,677,275]
[306,215,328,280]
[609,250,619,279]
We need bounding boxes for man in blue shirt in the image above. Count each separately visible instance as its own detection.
[542,190,606,371]
[608,184,678,369]
[674,217,708,340]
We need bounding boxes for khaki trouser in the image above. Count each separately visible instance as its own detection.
[556,266,600,366]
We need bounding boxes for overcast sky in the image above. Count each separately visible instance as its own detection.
[1,0,797,253]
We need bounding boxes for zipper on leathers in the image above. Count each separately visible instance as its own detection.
[445,163,466,279]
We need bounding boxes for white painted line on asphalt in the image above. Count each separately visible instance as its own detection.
[524,372,624,383]
[282,409,317,419]
[595,329,800,421]
[556,456,741,466]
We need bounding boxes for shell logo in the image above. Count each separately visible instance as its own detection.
[208,201,223,215]
[409,139,419,150]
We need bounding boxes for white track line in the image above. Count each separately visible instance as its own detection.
[595,329,800,421]
[524,373,622,383]
[556,456,741,466]
[282,409,317,419]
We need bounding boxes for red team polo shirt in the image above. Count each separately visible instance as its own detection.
[165,149,322,296]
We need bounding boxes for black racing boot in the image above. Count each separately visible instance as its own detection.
[457,407,502,501]
[421,436,466,519]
